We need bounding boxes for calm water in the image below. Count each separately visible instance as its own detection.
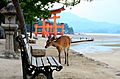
[71,38,120,54]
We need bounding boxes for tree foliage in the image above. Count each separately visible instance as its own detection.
[0,0,8,25]
[19,0,58,24]
[18,0,93,24]
[1,0,93,34]
[17,0,59,37]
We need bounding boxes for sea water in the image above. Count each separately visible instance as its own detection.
[71,36,120,54]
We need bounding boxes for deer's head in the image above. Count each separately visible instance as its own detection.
[45,36,56,48]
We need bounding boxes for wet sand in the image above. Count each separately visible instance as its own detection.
[0,34,120,79]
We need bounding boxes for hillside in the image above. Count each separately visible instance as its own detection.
[58,12,120,34]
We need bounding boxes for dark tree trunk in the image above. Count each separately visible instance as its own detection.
[12,0,25,34]
[30,22,32,38]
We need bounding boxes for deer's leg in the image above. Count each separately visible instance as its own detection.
[58,49,61,64]
[67,48,69,66]
[64,49,67,64]
[59,52,61,64]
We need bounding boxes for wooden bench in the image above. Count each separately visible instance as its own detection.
[16,35,63,79]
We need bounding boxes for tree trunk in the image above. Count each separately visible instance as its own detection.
[30,21,32,38]
[12,0,25,34]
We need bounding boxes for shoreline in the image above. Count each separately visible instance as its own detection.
[76,34,120,70]
[74,33,120,36]
[1,34,120,79]
[85,48,120,70]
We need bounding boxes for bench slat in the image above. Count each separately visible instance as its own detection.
[41,57,50,66]
[52,57,62,66]
[47,57,57,66]
[25,44,29,54]
[25,44,32,62]
[28,52,32,63]
[26,44,29,49]
[36,57,43,67]
[32,57,37,66]
[24,38,27,44]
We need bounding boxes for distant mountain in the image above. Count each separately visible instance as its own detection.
[58,12,120,34]
[57,23,74,34]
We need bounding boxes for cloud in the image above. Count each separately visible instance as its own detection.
[69,0,120,24]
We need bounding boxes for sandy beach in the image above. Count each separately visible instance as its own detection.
[0,34,120,79]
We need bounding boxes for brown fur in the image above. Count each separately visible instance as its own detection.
[45,36,71,66]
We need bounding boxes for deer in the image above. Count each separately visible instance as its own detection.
[45,36,71,66]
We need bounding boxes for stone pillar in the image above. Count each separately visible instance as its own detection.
[5,32,14,52]
[0,1,18,58]
[1,24,18,58]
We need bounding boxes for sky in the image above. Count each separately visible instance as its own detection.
[63,0,120,24]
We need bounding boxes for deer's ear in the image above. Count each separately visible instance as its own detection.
[48,36,51,39]
[50,36,55,41]
[53,36,57,40]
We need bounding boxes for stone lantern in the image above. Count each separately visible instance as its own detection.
[0,1,18,58]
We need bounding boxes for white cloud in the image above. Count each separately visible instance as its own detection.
[68,0,120,24]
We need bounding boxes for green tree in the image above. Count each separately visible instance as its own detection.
[1,0,93,34]
[20,0,58,38]
[12,0,58,38]
[0,0,7,25]
[11,0,93,36]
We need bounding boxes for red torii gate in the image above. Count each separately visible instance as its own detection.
[34,19,51,37]
[34,7,65,37]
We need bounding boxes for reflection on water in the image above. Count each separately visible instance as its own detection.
[71,40,120,54]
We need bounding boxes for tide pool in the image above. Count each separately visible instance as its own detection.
[71,40,120,54]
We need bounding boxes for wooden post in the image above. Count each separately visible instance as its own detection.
[52,14,60,36]
[53,14,57,36]
[49,23,52,36]
[61,23,64,36]
[42,19,46,37]
[34,23,38,38]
